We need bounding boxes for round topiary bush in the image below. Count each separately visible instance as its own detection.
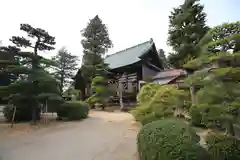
[137,119,209,160]
[140,113,162,125]
[57,101,89,120]
[137,84,161,105]
[206,133,240,160]
[130,106,152,122]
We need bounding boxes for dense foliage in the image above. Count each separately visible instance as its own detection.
[136,83,161,105]
[0,46,19,87]
[77,15,113,84]
[206,133,240,160]
[0,24,62,123]
[84,62,114,109]
[3,100,40,122]
[51,47,79,92]
[63,87,80,101]
[132,84,190,125]
[137,119,208,160]
[157,49,169,69]
[167,0,209,68]
[184,22,240,135]
[57,101,89,120]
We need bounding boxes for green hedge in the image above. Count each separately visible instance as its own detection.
[3,99,40,122]
[130,106,152,122]
[137,119,209,160]
[190,107,203,127]
[137,84,161,105]
[206,133,240,160]
[140,113,162,125]
[57,101,89,120]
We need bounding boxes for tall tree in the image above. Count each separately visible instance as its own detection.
[199,21,240,54]
[184,22,240,135]
[158,49,169,69]
[52,47,79,92]
[75,15,112,97]
[86,63,113,109]
[167,0,209,68]
[0,24,61,123]
[80,15,113,82]
[0,45,20,86]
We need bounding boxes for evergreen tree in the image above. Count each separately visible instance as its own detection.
[167,0,209,68]
[75,15,112,98]
[0,45,20,86]
[0,24,61,123]
[184,22,240,135]
[157,49,169,69]
[199,21,240,54]
[52,47,79,92]
[80,15,113,82]
[85,62,114,109]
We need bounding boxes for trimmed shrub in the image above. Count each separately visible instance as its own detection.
[130,106,152,122]
[137,119,209,160]
[3,99,40,122]
[57,101,89,120]
[190,107,203,127]
[206,133,240,160]
[137,84,161,105]
[85,95,101,109]
[140,113,162,125]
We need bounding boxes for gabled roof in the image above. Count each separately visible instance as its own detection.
[153,69,187,79]
[152,69,187,85]
[104,39,154,69]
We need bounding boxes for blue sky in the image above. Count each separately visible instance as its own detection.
[0,0,239,63]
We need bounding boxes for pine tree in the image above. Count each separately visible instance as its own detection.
[167,0,209,68]
[0,24,61,123]
[80,15,113,82]
[75,15,112,98]
[85,62,114,109]
[157,49,169,69]
[52,47,79,93]
[184,21,240,135]
[0,45,20,86]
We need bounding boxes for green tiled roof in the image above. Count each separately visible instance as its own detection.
[104,39,154,69]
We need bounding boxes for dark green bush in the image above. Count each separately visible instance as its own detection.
[137,84,161,105]
[3,99,40,122]
[140,114,162,125]
[190,107,204,127]
[137,119,209,160]
[206,133,240,160]
[130,106,152,122]
[57,101,89,120]
[85,95,100,108]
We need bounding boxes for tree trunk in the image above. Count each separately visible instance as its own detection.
[11,105,16,128]
[32,106,36,125]
[119,78,124,111]
[45,100,48,124]
[226,121,235,136]
[60,73,64,93]
[31,40,40,124]
[190,86,197,106]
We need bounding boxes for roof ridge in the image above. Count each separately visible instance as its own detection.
[162,69,182,72]
[105,39,153,58]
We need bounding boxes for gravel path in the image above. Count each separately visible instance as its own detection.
[0,111,139,160]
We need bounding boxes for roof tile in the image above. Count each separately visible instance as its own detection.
[152,69,187,79]
[104,40,153,69]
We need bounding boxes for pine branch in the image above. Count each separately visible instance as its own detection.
[10,36,32,48]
